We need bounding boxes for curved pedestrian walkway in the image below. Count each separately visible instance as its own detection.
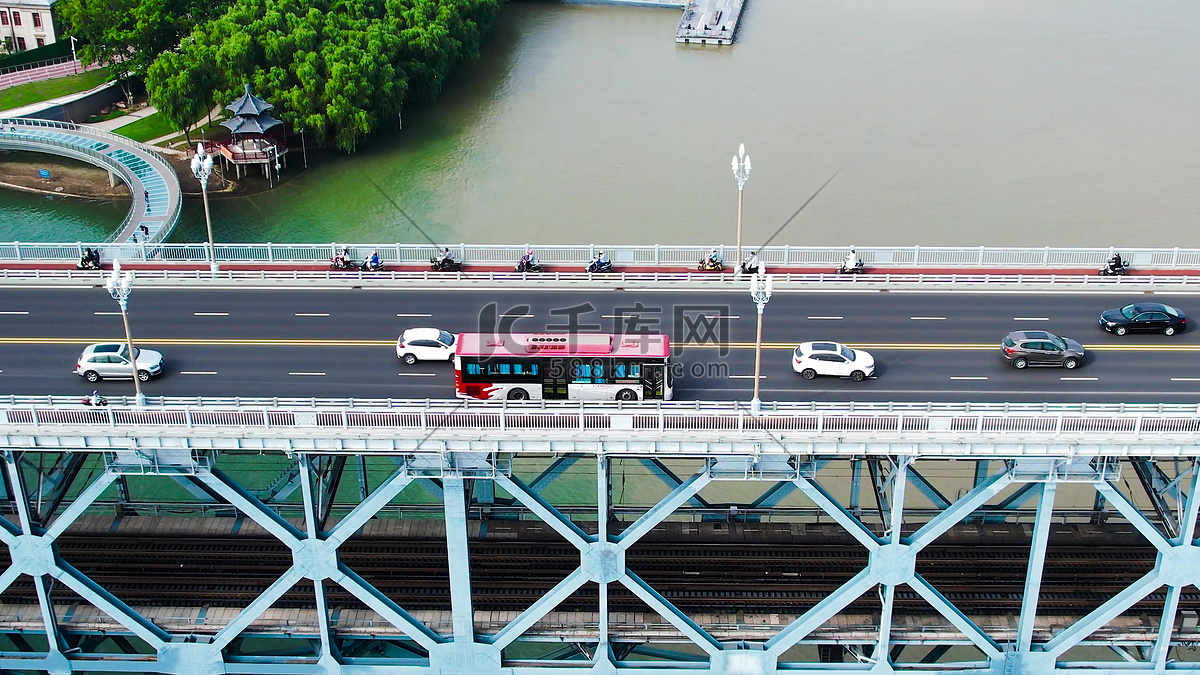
[0,117,181,245]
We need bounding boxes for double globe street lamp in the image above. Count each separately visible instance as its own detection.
[731,143,752,272]
[105,260,146,407]
[749,271,773,415]
[190,143,218,272]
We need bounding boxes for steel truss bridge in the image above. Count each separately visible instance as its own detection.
[1,398,1199,674]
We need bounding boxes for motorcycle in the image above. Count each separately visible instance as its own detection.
[585,257,613,273]
[837,258,864,274]
[516,259,544,273]
[360,259,387,272]
[77,249,102,270]
[330,256,357,270]
[1099,259,1129,276]
[698,257,724,271]
[431,257,463,272]
[82,394,108,407]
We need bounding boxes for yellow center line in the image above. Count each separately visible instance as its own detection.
[1,337,1199,351]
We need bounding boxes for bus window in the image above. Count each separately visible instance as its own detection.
[615,363,626,378]
[466,362,482,376]
[572,360,592,383]
[592,361,606,384]
[630,363,641,377]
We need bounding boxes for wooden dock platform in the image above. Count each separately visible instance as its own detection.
[676,0,745,45]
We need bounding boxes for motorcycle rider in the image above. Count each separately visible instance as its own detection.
[740,250,761,275]
[1107,252,1125,273]
[705,247,723,268]
[362,249,382,271]
[587,249,611,272]
[517,249,539,272]
[333,247,351,268]
[436,247,458,270]
[840,248,862,273]
[88,390,106,407]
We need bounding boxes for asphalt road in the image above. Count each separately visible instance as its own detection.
[1,288,1198,403]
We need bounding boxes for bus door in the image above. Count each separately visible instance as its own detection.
[643,363,666,399]
[544,358,569,400]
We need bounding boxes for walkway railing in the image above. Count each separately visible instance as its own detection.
[0,118,181,246]
[1,266,1197,288]
[3,397,1199,446]
[1,242,1199,269]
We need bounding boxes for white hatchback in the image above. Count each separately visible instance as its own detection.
[792,341,875,381]
[396,328,457,364]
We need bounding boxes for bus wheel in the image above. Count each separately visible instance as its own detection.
[616,389,638,401]
[507,388,529,401]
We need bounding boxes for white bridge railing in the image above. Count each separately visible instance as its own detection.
[2,267,1199,288]
[2,398,1199,452]
[4,242,1200,269]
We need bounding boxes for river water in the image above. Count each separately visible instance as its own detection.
[2,0,1199,246]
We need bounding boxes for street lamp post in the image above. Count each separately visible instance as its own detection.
[105,261,145,407]
[749,272,773,415]
[297,127,307,169]
[69,36,78,75]
[731,143,752,273]
[190,143,218,272]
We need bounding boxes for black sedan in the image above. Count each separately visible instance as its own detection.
[1098,302,1188,336]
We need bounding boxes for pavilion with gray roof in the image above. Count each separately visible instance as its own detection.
[215,84,289,184]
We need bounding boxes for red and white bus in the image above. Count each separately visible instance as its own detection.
[454,333,673,401]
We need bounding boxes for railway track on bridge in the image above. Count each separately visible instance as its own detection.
[3,537,1180,615]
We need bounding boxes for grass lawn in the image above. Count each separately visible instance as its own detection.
[0,69,112,112]
[112,111,181,143]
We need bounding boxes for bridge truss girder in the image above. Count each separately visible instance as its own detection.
[0,450,1198,675]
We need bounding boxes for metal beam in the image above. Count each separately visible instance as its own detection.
[906,466,950,510]
[597,456,611,667]
[909,574,1001,658]
[637,458,711,508]
[908,469,1014,551]
[620,571,721,657]
[489,568,589,651]
[766,567,877,657]
[327,465,414,546]
[443,476,475,643]
[1096,482,1171,554]
[1017,482,1056,651]
[315,456,348,532]
[530,455,582,494]
[493,473,591,549]
[1043,570,1164,658]
[333,562,443,652]
[792,475,882,551]
[31,454,88,527]
[1132,459,1180,538]
[867,459,892,529]
[198,467,303,545]
[210,566,306,650]
[617,467,712,546]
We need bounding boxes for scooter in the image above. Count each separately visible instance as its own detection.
[516,259,544,273]
[360,259,387,272]
[698,257,724,271]
[431,257,463,272]
[585,257,613,273]
[330,256,357,270]
[77,250,102,270]
[837,258,864,274]
[82,394,108,407]
[1098,259,1129,276]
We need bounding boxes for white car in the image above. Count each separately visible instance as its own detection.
[792,341,875,381]
[75,343,164,382]
[396,328,457,364]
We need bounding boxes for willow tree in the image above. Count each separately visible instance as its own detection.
[147,0,503,152]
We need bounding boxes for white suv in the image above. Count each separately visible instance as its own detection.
[396,328,457,364]
[793,341,875,381]
[75,343,164,382]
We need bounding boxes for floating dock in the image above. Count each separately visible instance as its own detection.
[676,0,745,45]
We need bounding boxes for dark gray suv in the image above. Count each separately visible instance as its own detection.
[1001,331,1086,369]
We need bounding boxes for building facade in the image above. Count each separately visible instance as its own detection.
[0,0,55,54]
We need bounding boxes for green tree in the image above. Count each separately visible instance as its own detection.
[149,0,503,152]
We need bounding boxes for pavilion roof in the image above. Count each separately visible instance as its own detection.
[225,83,274,117]
[220,111,282,135]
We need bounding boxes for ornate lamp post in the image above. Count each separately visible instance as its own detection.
[749,272,773,415]
[105,261,145,407]
[731,143,752,273]
[190,143,218,272]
